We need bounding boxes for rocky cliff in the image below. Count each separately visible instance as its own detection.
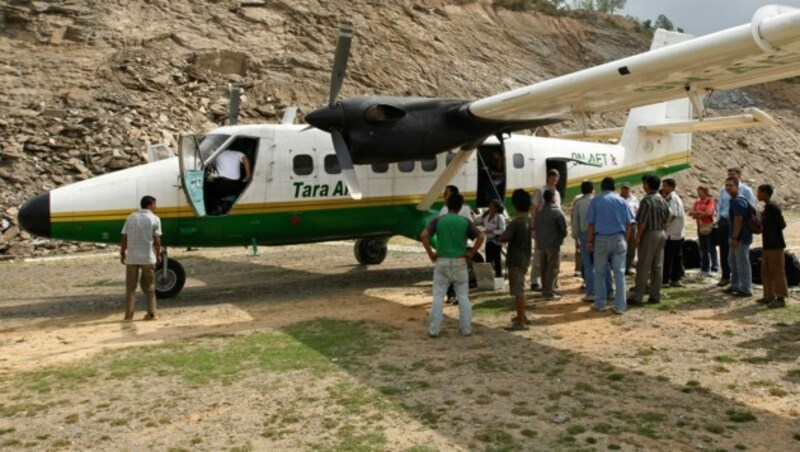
[2,0,800,257]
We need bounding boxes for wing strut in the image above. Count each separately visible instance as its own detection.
[417,148,475,211]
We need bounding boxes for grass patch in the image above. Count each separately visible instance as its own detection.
[0,402,53,418]
[23,367,99,393]
[472,297,514,316]
[769,387,789,397]
[328,427,387,451]
[726,410,757,423]
[756,304,800,322]
[475,354,508,372]
[74,279,119,288]
[714,355,736,363]
[566,424,586,435]
[474,427,520,449]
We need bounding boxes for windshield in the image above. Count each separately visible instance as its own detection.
[198,134,231,162]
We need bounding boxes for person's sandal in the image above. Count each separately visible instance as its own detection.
[143,313,158,321]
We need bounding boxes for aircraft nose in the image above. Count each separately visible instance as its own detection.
[305,104,345,131]
[18,193,51,238]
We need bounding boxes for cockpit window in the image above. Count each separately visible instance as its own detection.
[198,134,231,162]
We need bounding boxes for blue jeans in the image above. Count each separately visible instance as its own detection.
[593,234,627,312]
[729,242,752,295]
[698,233,719,272]
[579,231,611,297]
[430,258,472,335]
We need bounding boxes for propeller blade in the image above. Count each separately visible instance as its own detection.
[329,24,353,107]
[331,129,362,200]
[281,106,298,125]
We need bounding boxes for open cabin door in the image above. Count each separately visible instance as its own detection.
[545,158,568,202]
[476,141,506,208]
[545,157,603,204]
[178,133,207,217]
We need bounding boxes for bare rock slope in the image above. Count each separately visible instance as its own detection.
[2,0,800,257]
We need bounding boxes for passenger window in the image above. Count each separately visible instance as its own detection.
[324,154,341,174]
[398,161,415,173]
[371,162,389,174]
[421,158,437,172]
[513,153,525,169]
[294,154,313,176]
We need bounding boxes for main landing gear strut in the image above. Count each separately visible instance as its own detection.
[155,248,186,299]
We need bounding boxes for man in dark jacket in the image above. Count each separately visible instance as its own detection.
[757,184,788,308]
[535,189,567,299]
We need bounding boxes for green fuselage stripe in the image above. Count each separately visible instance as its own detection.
[51,163,690,247]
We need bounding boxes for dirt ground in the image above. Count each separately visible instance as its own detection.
[1,223,800,450]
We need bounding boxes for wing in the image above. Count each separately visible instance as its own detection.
[469,5,800,122]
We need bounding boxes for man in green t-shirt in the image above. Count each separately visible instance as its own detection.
[421,193,485,337]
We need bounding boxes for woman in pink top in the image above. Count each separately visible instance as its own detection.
[689,185,719,274]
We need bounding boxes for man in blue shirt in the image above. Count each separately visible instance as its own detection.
[716,167,755,288]
[723,177,753,297]
[587,177,634,314]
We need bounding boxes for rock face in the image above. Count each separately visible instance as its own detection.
[2,0,800,257]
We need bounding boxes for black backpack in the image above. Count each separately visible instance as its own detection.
[746,200,762,235]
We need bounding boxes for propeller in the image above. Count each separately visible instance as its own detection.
[306,24,362,200]
[329,24,353,107]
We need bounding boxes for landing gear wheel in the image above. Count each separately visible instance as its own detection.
[155,258,186,299]
[354,238,388,265]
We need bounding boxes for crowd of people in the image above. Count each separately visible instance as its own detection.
[422,167,790,336]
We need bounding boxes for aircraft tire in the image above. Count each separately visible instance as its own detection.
[354,238,388,265]
[155,258,186,299]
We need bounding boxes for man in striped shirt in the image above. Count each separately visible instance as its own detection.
[627,174,670,305]
[121,195,162,321]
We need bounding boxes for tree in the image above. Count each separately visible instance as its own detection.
[654,14,674,31]
[596,0,626,14]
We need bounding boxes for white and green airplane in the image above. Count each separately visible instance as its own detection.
[17,6,800,299]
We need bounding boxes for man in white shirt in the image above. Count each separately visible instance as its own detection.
[439,185,475,221]
[661,178,685,287]
[208,149,252,214]
[120,196,162,321]
[620,182,639,275]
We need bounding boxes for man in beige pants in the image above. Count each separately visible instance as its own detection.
[120,195,162,321]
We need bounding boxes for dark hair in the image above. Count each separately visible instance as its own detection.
[697,185,710,196]
[547,169,560,179]
[543,188,556,203]
[758,184,773,198]
[140,196,156,209]
[642,174,661,191]
[447,193,465,212]
[727,166,742,175]
[600,177,615,192]
[725,177,740,187]
[662,178,676,189]
[511,189,531,212]
[580,180,594,195]
[488,199,505,214]
[445,185,459,195]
